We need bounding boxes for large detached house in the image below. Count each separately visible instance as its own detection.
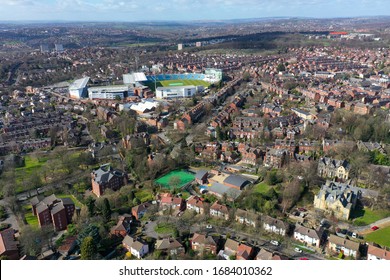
[314,181,361,220]
[317,157,350,181]
[91,164,126,197]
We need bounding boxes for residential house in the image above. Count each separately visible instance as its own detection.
[314,181,361,220]
[155,238,185,255]
[237,243,254,260]
[186,196,209,215]
[318,157,350,181]
[110,214,132,237]
[219,238,239,260]
[210,201,229,220]
[132,202,152,220]
[235,209,260,228]
[293,224,323,248]
[123,235,149,259]
[57,236,77,257]
[264,148,288,168]
[191,233,218,255]
[328,234,361,258]
[0,228,19,260]
[160,193,186,212]
[262,216,289,236]
[91,164,126,197]
[256,248,288,260]
[367,245,390,260]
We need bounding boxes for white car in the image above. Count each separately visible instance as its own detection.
[294,247,303,253]
[206,224,213,229]
[270,240,279,246]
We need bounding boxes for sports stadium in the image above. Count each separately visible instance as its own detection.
[124,69,222,99]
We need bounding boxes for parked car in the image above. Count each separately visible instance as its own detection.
[206,224,213,229]
[371,226,379,231]
[294,247,303,253]
[270,240,280,246]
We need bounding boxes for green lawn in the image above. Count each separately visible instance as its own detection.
[16,156,48,183]
[56,194,83,208]
[24,210,39,228]
[144,79,210,91]
[135,190,154,203]
[352,208,390,226]
[253,182,271,194]
[154,222,176,234]
[365,226,390,247]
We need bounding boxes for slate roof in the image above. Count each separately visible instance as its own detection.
[0,228,18,254]
[92,164,124,184]
[195,170,208,180]
[155,238,183,250]
[294,224,320,240]
[223,175,250,189]
[328,234,360,251]
[316,181,361,209]
[50,202,65,215]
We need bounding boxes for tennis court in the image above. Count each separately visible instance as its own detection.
[155,170,195,189]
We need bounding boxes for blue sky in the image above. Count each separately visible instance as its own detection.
[0,0,389,21]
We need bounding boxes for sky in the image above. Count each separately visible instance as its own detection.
[0,0,389,22]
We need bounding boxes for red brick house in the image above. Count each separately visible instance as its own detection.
[0,228,19,260]
[210,201,229,220]
[132,202,152,220]
[191,233,218,255]
[110,214,133,237]
[91,164,126,197]
[186,196,209,215]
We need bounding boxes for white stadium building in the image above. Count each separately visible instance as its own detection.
[156,85,202,99]
[87,85,134,100]
[69,77,90,99]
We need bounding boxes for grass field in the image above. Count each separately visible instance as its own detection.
[144,79,210,91]
[365,226,390,247]
[16,156,48,181]
[253,182,271,194]
[352,208,390,226]
[155,170,195,189]
[24,205,39,228]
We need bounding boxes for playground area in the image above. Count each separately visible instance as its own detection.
[155,170,195,189]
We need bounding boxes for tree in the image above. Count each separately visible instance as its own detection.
[168,176,181,189]
[281,180,302,213]
[80,236,97,260]
[19,226,42,256]
[85,196,96,217]
[102,198,112,223]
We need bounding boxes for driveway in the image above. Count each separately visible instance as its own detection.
[143,220,158,239]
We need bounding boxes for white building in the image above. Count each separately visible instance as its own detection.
[122,235,149,259]
[156,85,199,99]
[204,68,223,82]
[178,43,183,50]
[88,85,133,100]
[69,77,90,99]
[293,224,321,247]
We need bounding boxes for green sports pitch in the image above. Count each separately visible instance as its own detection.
[144,79,211,91]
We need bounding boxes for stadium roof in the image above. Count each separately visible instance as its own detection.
[69,77,90,90]
[124,73,147,84]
